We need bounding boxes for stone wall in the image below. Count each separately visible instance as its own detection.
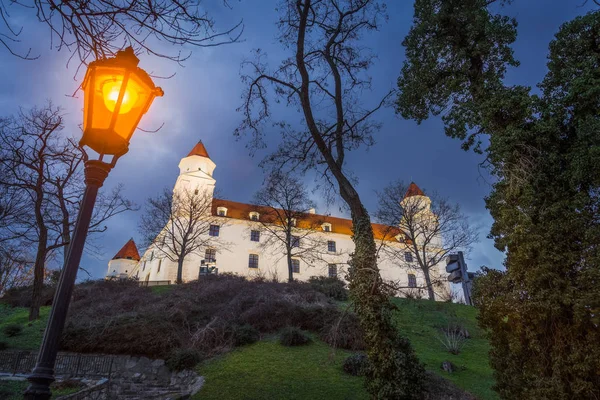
[0,351,204,399]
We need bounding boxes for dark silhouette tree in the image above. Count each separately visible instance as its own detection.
[0,103,136,320]
[0,0,243,64]
[237,0,424,397]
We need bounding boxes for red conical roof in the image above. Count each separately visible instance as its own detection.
[112,239,140,261]
[404,182,425,198]
[187,140,210,158]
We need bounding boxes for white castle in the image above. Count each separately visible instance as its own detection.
[106,141,453,300]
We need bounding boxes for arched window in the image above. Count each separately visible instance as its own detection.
[322,223,332,232]
[217,207,228,217]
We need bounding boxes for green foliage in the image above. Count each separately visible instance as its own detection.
[0,305,50,349]
[279,327,311,347]
[166,348,202,371]
[232,324,260,347]
[2,324,22,337]
[343,353,370,377]
[400,2,600,398]
[308,276,349,301]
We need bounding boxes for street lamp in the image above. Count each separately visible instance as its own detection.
[24,47,163,400]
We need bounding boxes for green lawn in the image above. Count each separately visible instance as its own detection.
[0,379,80,399]
[391,298,497,400]
[194,338,367,400]
[0,305,51,350]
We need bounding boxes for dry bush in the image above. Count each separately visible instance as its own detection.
[1,285,55,307]
[320,312,365,350]
[60,275,364,359]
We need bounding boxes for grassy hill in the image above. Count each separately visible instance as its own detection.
[0,281,496,399]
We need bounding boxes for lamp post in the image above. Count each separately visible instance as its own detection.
[24,47,163,400]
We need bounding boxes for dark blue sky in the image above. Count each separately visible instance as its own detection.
[0,1,594,279]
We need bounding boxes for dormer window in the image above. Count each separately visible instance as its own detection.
[217,207,228,217]
[322,223,332,232]
[289,218,297,227]
[249,211,260,221]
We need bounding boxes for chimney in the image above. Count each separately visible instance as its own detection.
[308,208,316,214]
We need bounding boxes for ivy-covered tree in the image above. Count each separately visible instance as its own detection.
[399,2,600,398]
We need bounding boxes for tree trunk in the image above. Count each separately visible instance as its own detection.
[176,256,185,284]
[286,248,293,282]
[423,268,436,301]
[337,178,404,395]
[29,230,47,321]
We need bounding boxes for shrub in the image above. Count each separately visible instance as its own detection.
[60,275,358,359]
[165,348,202,371]
[343,353,369,376]
[437,328,466,355]
[3,324,22,337]
[320,312,365,350]
[232,324,260,347]
[279,327,311,346]
[308,276,348,301]
[0,341,7,350]
[1,285,55,307]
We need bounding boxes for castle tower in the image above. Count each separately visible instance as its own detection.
[174,140,216,198]
[400,182,441,245]
[107,238,140,279]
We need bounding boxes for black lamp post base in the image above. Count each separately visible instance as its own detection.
[23,366,54,400]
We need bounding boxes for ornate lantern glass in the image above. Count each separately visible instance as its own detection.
[80,47,164,156]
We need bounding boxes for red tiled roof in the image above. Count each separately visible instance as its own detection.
[112,239,140,261]
[211,198,405,242]
[404,182,425,198]
[187,141,210,158]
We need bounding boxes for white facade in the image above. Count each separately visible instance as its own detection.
[111,142,453,300]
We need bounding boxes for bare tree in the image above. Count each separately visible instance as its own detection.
[236,0,425,396]
[0,243,34,296]
[252,171,328,282]
[138,188,224,284]
[377,181,478,301]
[0,0,243,65]
[0,103,137,320]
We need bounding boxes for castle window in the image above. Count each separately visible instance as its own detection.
[209,225,220,237]
[327,241,336,252]
[250,230,260,242]
[404,252,413,262]
[322,223,332,232]
[328,264,337,278]
[291,235,300,248]
[408,274,417,288]
[217,207,228,217]
[292,259,300,273]
[205,248,216,262]
[249,211,260,221]
[194,189,199,195]
[126,256,132,259]
[248,254,259,269]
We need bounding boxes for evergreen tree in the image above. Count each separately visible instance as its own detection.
[399,2,600,398]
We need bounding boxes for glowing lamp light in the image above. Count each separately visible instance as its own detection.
[80,47,164,156]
